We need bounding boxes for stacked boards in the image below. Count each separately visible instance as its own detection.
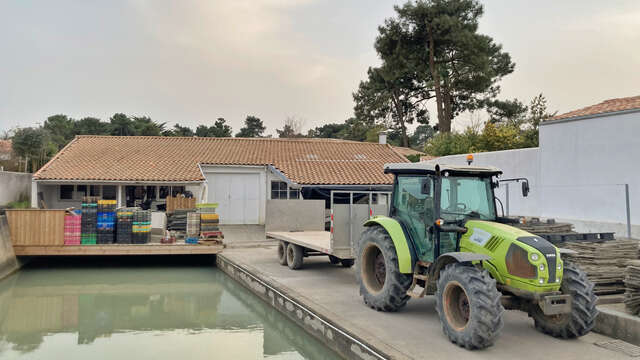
[561,239,640,295]
[624,260,640,315]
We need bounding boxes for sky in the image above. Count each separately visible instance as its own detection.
[1,0,639,135]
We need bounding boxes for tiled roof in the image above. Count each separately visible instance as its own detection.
[33,136,408,185]
[392,146,425,157]
[552,95,640,121]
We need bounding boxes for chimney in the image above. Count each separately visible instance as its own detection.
[378,131,387,145]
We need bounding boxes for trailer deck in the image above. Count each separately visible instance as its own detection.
[267,231,352,258]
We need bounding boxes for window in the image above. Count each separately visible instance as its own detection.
[103,186,117,200]
[147,186,157,200]
[90,185,100,196]
[159,186,170,199]
[289,188,300,199]
[59,185,74,200]
[271,181,288,199]
[77,185,87,195]
[393,176,433,260]
[171,186,185,197]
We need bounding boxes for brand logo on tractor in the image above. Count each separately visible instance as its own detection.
[546,254,556,258]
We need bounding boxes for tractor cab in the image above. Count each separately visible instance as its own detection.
[385,162,502,263]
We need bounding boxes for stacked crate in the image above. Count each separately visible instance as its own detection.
[133,209,151,244]
[197,203,223,244]
[97,200,116,244]
[64,211,81,245]
[186,212,200,244]
[81,196,98,245]
[116,208,135,244]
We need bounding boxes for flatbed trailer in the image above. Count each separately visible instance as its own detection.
[268,190,390,269]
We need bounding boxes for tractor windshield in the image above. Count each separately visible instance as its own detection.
[440,176,496,222]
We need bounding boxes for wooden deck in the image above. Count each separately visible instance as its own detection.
[13,243,224,256]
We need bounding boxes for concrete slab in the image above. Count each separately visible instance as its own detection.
[596,303,640,346]
[220,243,630,360]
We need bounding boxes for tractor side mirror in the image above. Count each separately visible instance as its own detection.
[522,181,530,197]
[421,178,431,195]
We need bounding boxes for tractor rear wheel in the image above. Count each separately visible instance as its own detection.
[286,243,304,270]
[530,262,598,338]
[435,263,504,350]
[356,226,412,312]
[277,241,288,266]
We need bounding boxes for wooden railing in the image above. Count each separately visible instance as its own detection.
[5,209,65,246]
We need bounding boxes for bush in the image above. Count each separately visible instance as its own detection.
[424,123,538,156]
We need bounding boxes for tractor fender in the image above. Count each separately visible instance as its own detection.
[429,252,492,283]
[363,216,413,274]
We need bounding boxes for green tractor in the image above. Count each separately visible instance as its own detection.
[356,162,598,349]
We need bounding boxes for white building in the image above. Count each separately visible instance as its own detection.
[425,95,640,238]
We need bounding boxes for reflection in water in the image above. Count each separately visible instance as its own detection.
[0,257,337,359]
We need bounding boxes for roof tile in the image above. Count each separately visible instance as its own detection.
[34,136,408,185]
[552,95,640,121]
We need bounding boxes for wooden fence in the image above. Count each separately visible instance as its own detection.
[5,209,65,246]
[166,196,196,213]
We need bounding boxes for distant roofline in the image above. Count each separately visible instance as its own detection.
[541,107,640,126]
[72,134,375,144]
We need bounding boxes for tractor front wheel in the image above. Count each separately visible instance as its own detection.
[530,263,598,338]
[435,263,504,350]
[356,226,412,312]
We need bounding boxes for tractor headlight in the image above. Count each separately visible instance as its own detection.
[506,244,537,279]
[539,263,545,272]
[530,253,540,262]
[538,278,544,284]
[557,262,562,270]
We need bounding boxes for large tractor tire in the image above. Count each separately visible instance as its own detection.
[356,226,412,312]
[286,243,304,270]
[277,241,288,266]
[530,262,598,338]
[435,263,504,350]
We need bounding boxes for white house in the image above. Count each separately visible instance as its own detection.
[32,135,407,224]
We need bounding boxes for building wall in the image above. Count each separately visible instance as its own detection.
[539,111,639,225]
[423,148,540,217]
[0,171,31,206]
[0,215,19,280]
[424,111,640,237]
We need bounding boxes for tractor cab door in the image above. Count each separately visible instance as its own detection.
[391,175,436,262]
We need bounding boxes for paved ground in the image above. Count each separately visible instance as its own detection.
[222,240,631,360]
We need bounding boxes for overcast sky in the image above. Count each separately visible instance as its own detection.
[1,0,639,135]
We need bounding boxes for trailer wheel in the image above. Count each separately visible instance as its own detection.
[436,263,504,350]
[329,255,340,264]
[277,241,288,266]
[530,262,598,338]
[356,226,412,312]
[286,243,304,270]
[341,259,354,268]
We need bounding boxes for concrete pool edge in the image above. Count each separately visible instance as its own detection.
[217,254,409,360]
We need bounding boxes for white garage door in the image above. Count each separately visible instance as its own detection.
[209,173,260,224]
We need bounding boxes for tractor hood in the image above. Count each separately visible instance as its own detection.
[461,220,563,292]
